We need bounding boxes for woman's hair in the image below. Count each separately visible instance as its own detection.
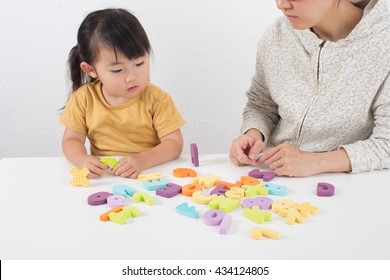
[67,8,152,92]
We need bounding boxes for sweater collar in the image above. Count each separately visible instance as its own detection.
[291,0,387,52]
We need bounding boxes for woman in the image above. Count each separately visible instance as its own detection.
[230,0,390,176]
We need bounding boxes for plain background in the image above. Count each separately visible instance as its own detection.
[1,0,389,158]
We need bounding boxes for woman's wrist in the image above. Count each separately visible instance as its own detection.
[314,149,352,174]
[245,128,264,142]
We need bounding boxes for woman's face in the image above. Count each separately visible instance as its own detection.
[275,0,339,30]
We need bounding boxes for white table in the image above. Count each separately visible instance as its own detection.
[0,155,389,260]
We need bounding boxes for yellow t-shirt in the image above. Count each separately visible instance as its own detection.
[60,80,185,156]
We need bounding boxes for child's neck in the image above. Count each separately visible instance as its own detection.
[101,86,139,106]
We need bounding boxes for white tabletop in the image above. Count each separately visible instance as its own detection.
[0,155,389,260]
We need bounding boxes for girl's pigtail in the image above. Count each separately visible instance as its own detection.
[67,45,84,93]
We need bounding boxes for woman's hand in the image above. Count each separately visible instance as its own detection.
[229,129,265,166]
[257,142,321,177]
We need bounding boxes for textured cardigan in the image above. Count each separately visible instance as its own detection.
[241,0,390,173]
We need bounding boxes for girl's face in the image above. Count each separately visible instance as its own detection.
[275,0,338,30]
[83,46,150,105]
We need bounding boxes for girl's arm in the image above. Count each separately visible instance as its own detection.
[136,128,184,169]
[62,127,108,178]
[112,128,183,178]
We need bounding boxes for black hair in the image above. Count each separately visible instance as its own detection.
[67,8,152,93]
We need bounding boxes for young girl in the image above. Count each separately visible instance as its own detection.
[230,0,390,176]
[60,8,185,179]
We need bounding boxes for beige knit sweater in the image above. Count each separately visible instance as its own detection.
[242,0,390,173]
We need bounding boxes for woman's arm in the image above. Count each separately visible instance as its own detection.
[258,142,352,177]
[340,73,390,173]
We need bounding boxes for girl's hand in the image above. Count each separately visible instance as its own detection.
[229,133,265,166]
[258,142,320,177]
[112,156,142,179]
[78,155,109,179]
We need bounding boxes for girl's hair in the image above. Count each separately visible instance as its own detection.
[67,8,152,92]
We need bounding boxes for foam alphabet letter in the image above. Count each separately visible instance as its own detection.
[210,185,228,196]
[225,187,245,199]
[70,167,90,187]
[209,196,240,213]
[156,183,182,198]
[204,210,225,226]
[264,182,288,196]
[173,168,197,178]
[248,169,277,182]
[192,191,217,204]
[250,227,280,240]
[176,202,199,219]
[87,191,113,205]
[190,143,199,167]
[142,178,169,191]
[133,192,154,206]
[192,174,220,188]
[317,182,335,197]
[182,183,202,197]
[107,194,127,208]
[242,196,273,210]
[112,184,136,198]
[108,206,140,225]
[219,215,232,235]
[244,206,272,224]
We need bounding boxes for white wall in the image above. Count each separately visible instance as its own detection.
[1,0,387,158]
